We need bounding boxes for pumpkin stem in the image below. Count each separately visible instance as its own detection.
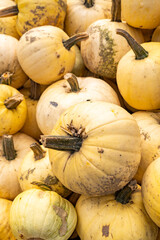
[41,135,82,152]
[30,142,46,161]
[63,32,89,51]
[4,93,24,109]
[0,5,18,18]
[84,0,94,8]
[115,180,138,204]
[30,79,41,100]
[116,29,149,59]
[64,73,80,92]
[0,72,13,85]
[111,0,121,22]
[2,135,16,160]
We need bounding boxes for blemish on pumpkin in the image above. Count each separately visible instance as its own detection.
[141,130,150,141]
[98,148,104,154]
[44,175,59,185]
[25,168,36,180]
[20,234,24,239]
[102,225,110,237]
[53,205,68,236]
[58,0,67,11]
[50,101,58,107]
[59,67,65,75]
[30,37,37,43]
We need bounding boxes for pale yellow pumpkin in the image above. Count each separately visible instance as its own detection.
[0,133,37,200]
[0,34,28,89]
[37,73,120,135]
[121,0,160,29]
[76,182,158,240]
[10,188,77,240]
[64,0,112,37]
[18,143,71,197]
[0,198,16,239]
[142,157,160,227]
[17,26,88,85]
[0,84,27,136]
[41,101,141,196]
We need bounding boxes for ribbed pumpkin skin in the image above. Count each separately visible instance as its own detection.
[48,101,141,196]
[10,189,77,240]
[75,187,158,240]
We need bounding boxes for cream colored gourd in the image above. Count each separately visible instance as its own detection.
[0,34,27,89]
[18,142,71,197]
[0,0,19,39]
[65,0,112,37]
[36,73,120,135]
[0,198,16,239]
[0,133,37,200]
[142,157,160,227]
[0,0,67,36]
[117,29,160,110]
[10,188,77,240]
[121,0,160,29]
[17,25,88,85]
[41,101,141,196]
[0,84,27,136]
[132,111,160,183]
[81,0,144,80]
[76,181,158,240]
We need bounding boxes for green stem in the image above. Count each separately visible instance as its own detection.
[30,142,46,160]
[40,135,82,152]
[2,135,16,160]
[64,73,80,92]
[111,0,121,22]
[116,29,149,60]
[84,0,94,8]
[0,72,13,85]
[0,5,18,18]
[63,32,89,51]
[30,79,41,100]
[4,94,24,109]
[115,180,138,204]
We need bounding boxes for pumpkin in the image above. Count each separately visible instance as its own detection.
[142,157,160,227]
[72,45,85,77]
[41,101,141,196]
[20,80,42,141]
[0,133,37,200]
[17,25,88,85]
[121,0,160,29]
[0,34,28,89]
[0,84,27,136]
[10,188,77,240]
[36,73,120,135]
[64,0,112,37]
[0,0,19,39]
[18,142,71,198]
[81,0,144,80]
[76,181,158,240]
[116,29,160,110]
[152,26,160,42]
[142,29,155,42]
[132,111,160,183]
[0,198,16,239]
[0,0,67,35]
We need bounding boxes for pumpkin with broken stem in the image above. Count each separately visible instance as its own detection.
[41,101,141,196]
[10,188,77,240]
[76,180,158,240]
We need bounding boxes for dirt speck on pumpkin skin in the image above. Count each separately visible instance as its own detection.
[102,225,110,237]
[44,175,59,185]
[58,67,65,75]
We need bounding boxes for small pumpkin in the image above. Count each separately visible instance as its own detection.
[17,25,88,85]
[0,84,27,136]
[36,73,120,135]
[72,45,85,77]
[0,133,37,200]
[10,188,77,240]
[41,101,141,196]
[76,181,158,240]
[152,26,160,42]
[18,142,71,198]
[117,29,160,110]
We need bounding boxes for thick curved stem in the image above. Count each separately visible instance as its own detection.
[64,73,80,92]
[0,5,18,18]
[2,135,16,160]
[116,29,149,60]
[111,0,121,22]
[0,72,13,85]
[30,142,46,160]
[30,80,41,100]
[84,0,94,8]
[4,94,24,109]
[115,180,138,204]
[63,32,89,51]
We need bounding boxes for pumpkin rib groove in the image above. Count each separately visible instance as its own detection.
[40,197,52,238]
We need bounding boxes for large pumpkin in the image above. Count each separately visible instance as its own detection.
[41,101,141,196]
[76,181,158,240]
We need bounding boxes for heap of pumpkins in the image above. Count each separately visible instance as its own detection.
[1,0,160,239]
